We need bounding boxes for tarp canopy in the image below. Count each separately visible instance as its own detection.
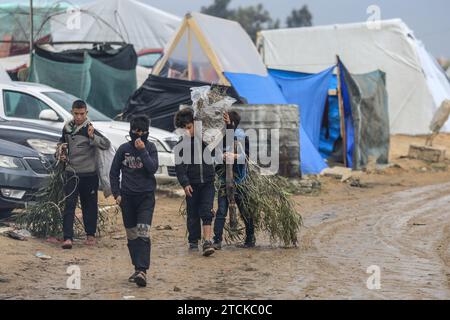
[0,3,68,57]
[223,68,330,174]
[258,19,450,135]
[47,0,181,52]
[29,44,137,118]
[153,12,267,85]
[340,63,390,170]
[122,74,243,132]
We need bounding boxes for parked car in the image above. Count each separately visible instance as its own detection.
[0,82,178,181]
[137,48,163,70]
[0,139,51,217]
[0,116,60,163]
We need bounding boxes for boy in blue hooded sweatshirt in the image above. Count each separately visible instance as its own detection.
[213,111,254,249]
[110,115,159,287]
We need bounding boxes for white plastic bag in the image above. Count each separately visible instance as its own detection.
[190,86,236,149]
[96,144,116,198]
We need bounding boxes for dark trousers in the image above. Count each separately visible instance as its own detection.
[120,193,155,272]
[186,182,214,244]
[63,174,99,241]
[213,187,255,244]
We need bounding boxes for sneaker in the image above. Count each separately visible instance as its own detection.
[128,271,139,283]
[213,241,222,250]
[202,241,215,257]
[134,271,147,287]
[61,239,73,249]
[188,243,199,251]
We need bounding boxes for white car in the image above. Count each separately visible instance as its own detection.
[0,81,178,181]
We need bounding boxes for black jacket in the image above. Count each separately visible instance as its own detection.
[175,136,215,188]
[109,141,159,197]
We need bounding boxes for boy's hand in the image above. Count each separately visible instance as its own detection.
[223,112,231,125]
[115,196,122,205]
[224,152,237,162]
[88,124,95,139]
[184,185,193,197]
[135,138,145,150]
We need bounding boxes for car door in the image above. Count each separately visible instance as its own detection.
[1,89,64,128]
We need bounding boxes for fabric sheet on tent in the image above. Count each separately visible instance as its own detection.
[338,62,355,168]
[225,71,329,174]
[340,66,390,170]
[123,75,243,131]
[28,46,137,118]
[224,72,288,104]
[269,67,335,149]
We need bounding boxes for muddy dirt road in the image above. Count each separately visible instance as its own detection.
[1,169,450,300]
[1,135,450,300]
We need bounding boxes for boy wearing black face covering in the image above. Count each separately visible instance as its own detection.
[109,115,159,287]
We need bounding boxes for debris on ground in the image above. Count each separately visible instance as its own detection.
[155,225,174,231]
[408,144,446,163]
[5,229,31,241]
[35,252,52,260]
[277,176,321,195]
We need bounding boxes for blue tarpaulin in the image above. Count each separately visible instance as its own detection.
[269,67,335,150]
[224,72,288,104]
[225,71,328,174]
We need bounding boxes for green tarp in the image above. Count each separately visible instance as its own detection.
[28,45,137,118]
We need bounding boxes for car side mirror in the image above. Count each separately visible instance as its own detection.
[39,109,59,121]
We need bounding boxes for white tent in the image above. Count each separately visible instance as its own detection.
[0,63,11,83]
[48,0,181,52]
[257,19,450,135]
[153,12,267,85]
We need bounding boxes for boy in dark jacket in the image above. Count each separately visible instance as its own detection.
[174,109,215,257]
[213,111,254,249]
[110,115,159,287]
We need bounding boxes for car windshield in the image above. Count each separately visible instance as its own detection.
[42,92,112,121]
[138,52,162,68]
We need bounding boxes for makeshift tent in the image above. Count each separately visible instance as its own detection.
[29,44,137,118]
[122,74,243,132]
[45,0,181,52]
[0,3,68,57]
[269,60,389,171]
[153,12,268,86]
[143,12,332,174]
[258,19,450,135]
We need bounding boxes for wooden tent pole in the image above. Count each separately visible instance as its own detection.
[336,55,348,167]
[152,16,189,76]
[187,26,192,81]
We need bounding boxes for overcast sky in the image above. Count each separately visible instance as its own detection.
[5,0,450,57]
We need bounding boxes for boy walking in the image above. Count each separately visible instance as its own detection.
[110,115,159,287]
[213,111,255,249]
[174,109,215,257]
[59,100,111,249]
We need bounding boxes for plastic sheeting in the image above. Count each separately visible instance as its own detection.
[48,0,181,52]
[269,67,335,150]
[224,72,287,104]
[28,45,137,118]
[225,70,328,174]
[122,75,242,132]
[340,64,390,170]
[258,19,450,135]
[191,13,267,76]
